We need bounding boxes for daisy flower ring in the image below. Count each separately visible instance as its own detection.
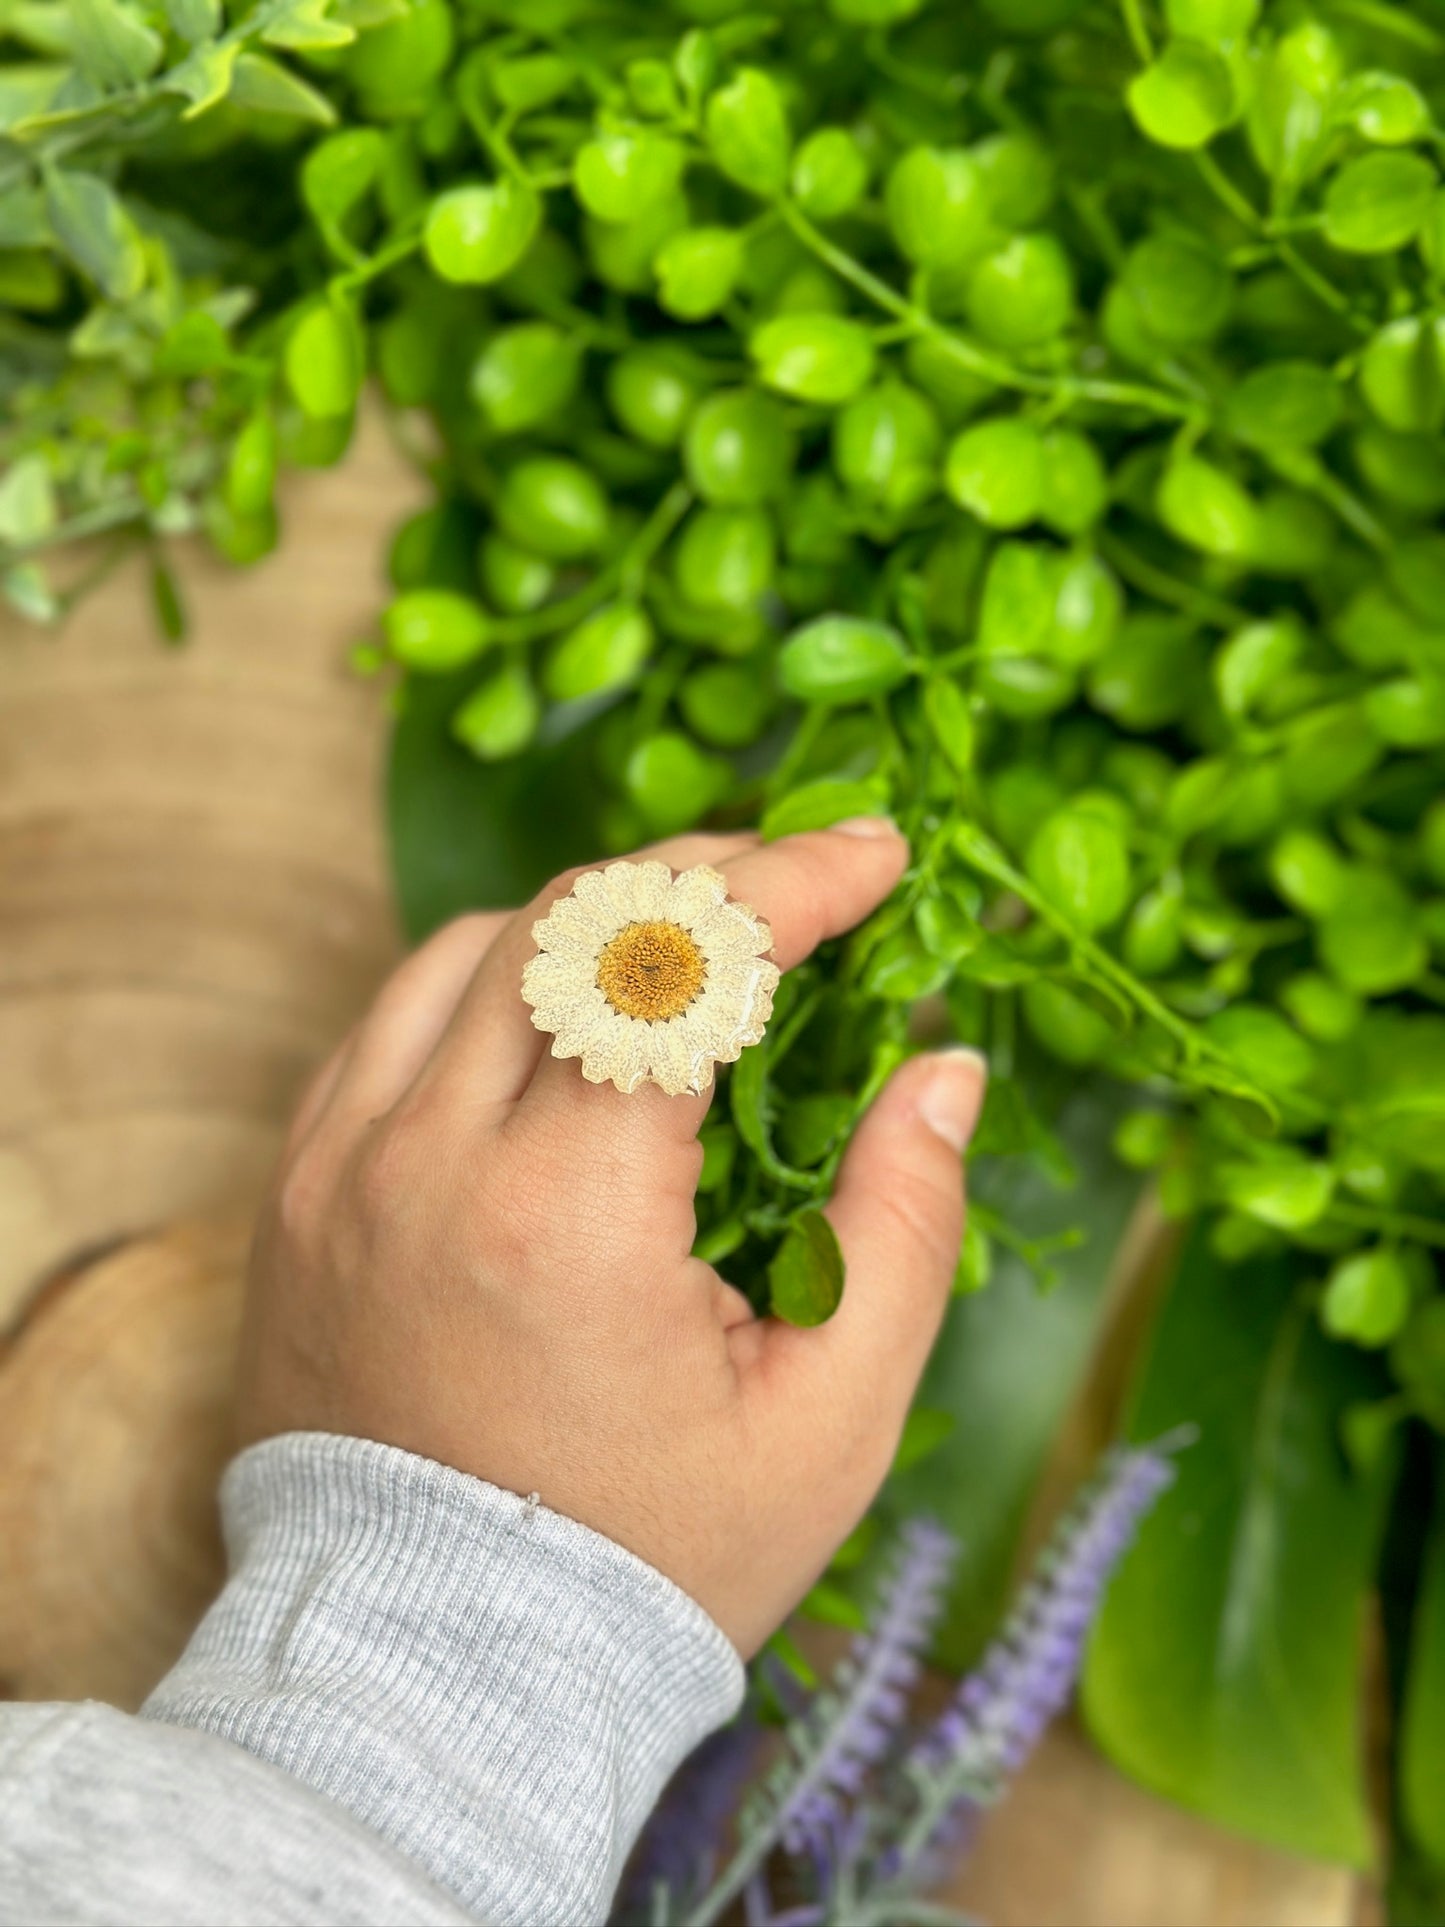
[521,860,781,1096]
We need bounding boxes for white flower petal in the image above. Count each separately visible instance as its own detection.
[692,903,771,963]
[582,1016,650,1093]
[626,860,674,920]
[645,1017,705,1097]
[569,869,632,938]
[554,996,622,1060]
[521,951,591,1004]
[534,895,613,950]
[667,865,730,930]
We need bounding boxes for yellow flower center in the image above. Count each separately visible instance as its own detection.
[597,920,707,1022]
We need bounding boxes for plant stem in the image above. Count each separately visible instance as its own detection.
[1327,1202,1445,1251]
[1119,0,1154,62]
[491,480,692,646]
[778,201,1194,422]
[1096,531,1252,629]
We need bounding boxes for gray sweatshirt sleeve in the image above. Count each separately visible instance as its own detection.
[0,1431,746,1927]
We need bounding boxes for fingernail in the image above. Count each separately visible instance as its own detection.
[831,814,901,839]
[918,1048,989,1153]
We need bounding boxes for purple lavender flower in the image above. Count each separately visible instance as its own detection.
[886,1440,1179,1887]
[619,1714,763,1922]
[777,1517,958,1867]
[680,1518,958,1927]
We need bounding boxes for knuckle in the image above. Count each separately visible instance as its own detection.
[353,1095,441,1219]
[275,1138,335,1242]
[434,910,496,953]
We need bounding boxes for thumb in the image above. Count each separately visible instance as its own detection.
[753,1048,987,1463]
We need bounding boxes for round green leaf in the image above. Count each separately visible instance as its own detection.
[301,127,385,230]
[1204,1003,1314,1088]
[1128,41,1237,150]
[761,776,891,840]
[546,603,652,701]
[945,417,1044,529]
[585,190,689,293]
[284,301,361,420]
[1121,231,1233,345]
[1217,1159,1335,1228]
[885,147,991,268]
[779,614,911,703]
[1051,552,1123,666]
[974,130,1056,226]
[478,533,554,615]
[1214,617,1302,718]
[791,127,868,219]
[1360,318,1445,433]
[385,588,490,671]
[674,505,775,610]
[573,132,685,224]
[1340,72,1429,147]
[1320,869,1427,995]
[684,388,794,506]
[607,346,701,448]
[751,313,877,404]
[978,541,1057,658]
[1039,429,1108,535]
[832,379,941,513]
[1322,1248,1412,1348]
[424,178,540,285]
[1224,361,1342,450]
[0,453,56,545]
[654,225,744,321]
[342,0,451,103]
[496,456,608,559]
[1023,979,1115,1064]
[1124,885,1184,975]
[862,928,951,1000]
[705,68,790,197]
[469,321,580,432]
[1157,456,1260,559]
[681,661,775,748]
[1026,807,1132,932]
[625,730,730,833]
[1280,972,1361,1044]
[966,233,1073,349]
[769,1208,845,1327]
[451,661,540,761]
[1166,0,1258,37]
[226,413,277,519]
[1323,152,1436,254]
[1268,829,1346,917]
[1366,676,1445,748]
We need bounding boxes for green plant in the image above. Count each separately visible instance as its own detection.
[5,0,1445,1895]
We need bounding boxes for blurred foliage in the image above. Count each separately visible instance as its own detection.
[6,0,1445,1886]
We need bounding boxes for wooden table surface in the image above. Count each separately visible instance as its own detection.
[0,409,1366,1924]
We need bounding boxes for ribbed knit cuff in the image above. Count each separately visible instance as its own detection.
[142,1433,745,1925]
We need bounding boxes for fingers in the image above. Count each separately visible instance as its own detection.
[422,831,765,1107]
[716,817,910,970]
[514,817,910,1155]
[317,914,509,1131]
[745,1049,988,1474]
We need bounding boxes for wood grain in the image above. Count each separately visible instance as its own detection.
[0,405,1364,1921]
[0,1219,244,1709]
[0,405,421,1327]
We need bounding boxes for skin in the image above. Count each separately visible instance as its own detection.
[237,819,987,1658]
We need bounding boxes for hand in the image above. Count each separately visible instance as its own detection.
[237,821,987,1657]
